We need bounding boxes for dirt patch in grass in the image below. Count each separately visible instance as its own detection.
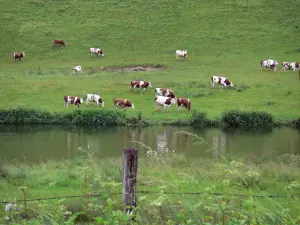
[88,64,166,74]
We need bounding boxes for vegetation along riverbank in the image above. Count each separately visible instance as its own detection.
[1,140,300,224]
[0,108,299,129]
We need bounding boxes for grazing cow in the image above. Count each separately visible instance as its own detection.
[86,94,104,107]
[155,88,176,99]
[12,52,25,61]
[155,96,176,111]
[130,80,152,92]
[64,96,83,108]
[89,48,104,56]
[177,98,191,111]
[260,59,278,72]
[211,76,234,88]
[73,65,82,74]
[175,50,188,59]
[281,62,300,72]
[113,98,134,111]
[54,39,66,47]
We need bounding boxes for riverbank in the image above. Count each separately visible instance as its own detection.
[0,108,299,129]
[1,147,300,224]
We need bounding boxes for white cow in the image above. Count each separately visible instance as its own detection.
[89,48,104,56]
[155,96,176,111]
[281,62,300,72]
[211,76,234,88]
[73,65,82,74]
[175,50,188,59]
[260,59,279,72]
[86,94,104,107]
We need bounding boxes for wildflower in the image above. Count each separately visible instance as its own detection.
[5,203,18,212]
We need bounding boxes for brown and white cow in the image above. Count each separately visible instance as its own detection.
[155,88,176,99]
[130,80,152,92]
[86,94,104,107]
[155,96,176,111]
[89,48,104,56]
[64,96,83,108]
[177,98,191,111]
[281,62,300,72]
[260,59,278,72]
[54,39,67,47]
[113,98,134,111]
[12,52,25,61]
[211,76,234,88]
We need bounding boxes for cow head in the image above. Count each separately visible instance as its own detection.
[148,82,152,88]
[98,49,104,56]
[184,50,188,58]
[98,98,104,107]
[79,98,83,104]
[22,52,25,56]
[170,98,176,104]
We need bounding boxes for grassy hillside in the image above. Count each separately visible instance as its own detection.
[0,0,300,121]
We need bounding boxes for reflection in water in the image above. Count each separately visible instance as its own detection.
[212,132,227,159]
[156,129,168,150]
[0,125,299,163]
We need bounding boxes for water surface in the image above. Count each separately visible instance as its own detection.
[0,125,299,163]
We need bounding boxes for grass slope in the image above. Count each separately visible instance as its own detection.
[0,0,300,121]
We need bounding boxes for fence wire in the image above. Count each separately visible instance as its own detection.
[1,191,299,204]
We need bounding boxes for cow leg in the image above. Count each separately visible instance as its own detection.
[64,102,68,108]
[86,99,89,104]
[178,104,181,112]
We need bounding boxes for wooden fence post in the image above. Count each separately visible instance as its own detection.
[122,148,139,215]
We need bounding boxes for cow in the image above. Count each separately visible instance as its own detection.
[281,62,300,72]
[175,50,188,59]
[12,52,25,61]
[155,88,176,99]
[86,94,104,107]
[130,80,152,92]
[54,39,66,47]
[177,98,191,111]
[73,65,82,74]
[260,59,278,72]
[113,98,134,111]
[155,96,176,111]
[64,96,83,108]
[89,48,104,56]
[211,76,234,88]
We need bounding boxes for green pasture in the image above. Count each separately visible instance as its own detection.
[1,0,300,121]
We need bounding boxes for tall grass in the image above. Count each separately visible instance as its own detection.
[1,137,300,224]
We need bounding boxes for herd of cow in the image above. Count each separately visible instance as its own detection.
[12,40,300,112]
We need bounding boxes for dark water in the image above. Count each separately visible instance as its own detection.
[0,125,299,163]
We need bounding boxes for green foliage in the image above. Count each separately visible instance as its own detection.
[293,117,300,129]
[221,110,274,129]
[0,108,127,125]
[188,110,214,127]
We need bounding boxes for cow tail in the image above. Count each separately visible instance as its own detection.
[188,99,191,110]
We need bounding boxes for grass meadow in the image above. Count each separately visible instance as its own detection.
[0,0,300,122]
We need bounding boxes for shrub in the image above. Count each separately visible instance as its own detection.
[293,117,300,129]
[221,110,273,128]
[0,108,126,126]
[188,110,211,127]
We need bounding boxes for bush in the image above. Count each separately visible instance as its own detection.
[0,108,126,126]
[293,117,300,129]
[188,110,211,127]
[221,110,273,128]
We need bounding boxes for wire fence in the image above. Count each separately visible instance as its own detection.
[1,190,299,204]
